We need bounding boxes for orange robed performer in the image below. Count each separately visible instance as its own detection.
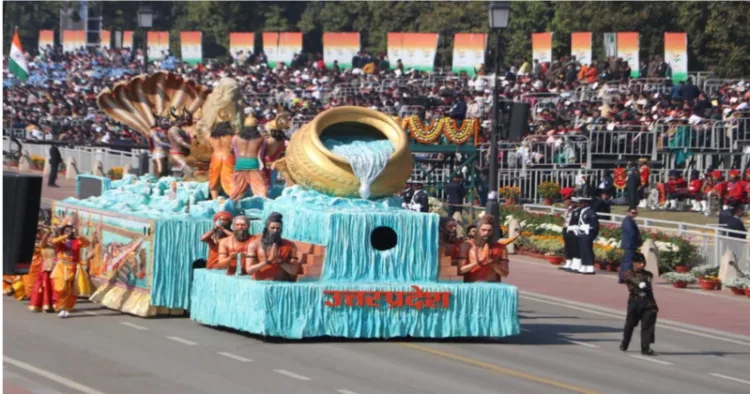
[245,212,300,281]
[218,216,254,275]
[50,225,91,318]
[230,116,268,200]
[200,211,233,269]
[459,215,520,283]
[29,230,56,312]
[208,119,236,199]
[260,114,290,187]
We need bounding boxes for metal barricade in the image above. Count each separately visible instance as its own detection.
[589,129,657,159]
[660,121,731,152]
[516,134,589,168]
[628,78,670,94]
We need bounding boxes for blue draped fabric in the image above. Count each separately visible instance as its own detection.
[151,219,213,309]
[190,270,520,339]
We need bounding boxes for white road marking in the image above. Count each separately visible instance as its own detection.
[274,369,312,381]
[166,336,197,346]
[217,352,253,362]
[629,355,673,365]
[336,390,360,394]
[566,340,600,348]
[521,293,750,347]
[709,373,750,385]
[4,356,106,394]
[120,322,148,330]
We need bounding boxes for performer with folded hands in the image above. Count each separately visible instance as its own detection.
[244,212,300,281]
[459,214,519,282]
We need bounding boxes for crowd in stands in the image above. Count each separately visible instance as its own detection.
[3,45,750,152]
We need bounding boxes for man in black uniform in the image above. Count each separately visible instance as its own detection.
[400,182,415,209]
[407,182,430,213]
[48,144,62,187]
[575,196,599,275]
[560,194,580,271]
[620,252,658,356]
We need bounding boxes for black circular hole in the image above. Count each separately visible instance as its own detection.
[371,226,398,251]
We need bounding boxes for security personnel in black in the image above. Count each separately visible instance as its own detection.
[407,182,430,213]
[620,252,658,356]
[400,183,415,208]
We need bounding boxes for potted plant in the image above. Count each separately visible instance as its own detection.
[499,186,520,205]
[538,237,565,265]
[661,272,696,288]
[538,182,561,206]
[724,278,749,296]
[691,265,721,290]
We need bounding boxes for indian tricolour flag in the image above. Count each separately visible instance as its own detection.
[9,28,29,82]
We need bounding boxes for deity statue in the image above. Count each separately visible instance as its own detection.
[96,72,211,177]
[260,113,291,188]
[245,212,300,281]
[230,115,268,200]
[194,77,243,145]
[150,115,171,177]
[208,120,236,199]
[167,106,194,176]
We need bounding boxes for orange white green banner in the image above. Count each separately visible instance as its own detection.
[387,32,439,72]
[570,32,592,66]
[616,32,640,78]
[122,31,133,49]
[452,33,486,76]
[147,31,170,61]
[63,30,85,53]
[532,32,552,63]
[180,31,202,65]
[263,32,303,68]
[323,32,360,69]
[664,32,688,82]
[38,30,54,52]
[101,30,111,50]
[229,33,254,58]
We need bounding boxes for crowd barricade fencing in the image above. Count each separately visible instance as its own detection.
[3,136,145,174]
[588,129,658,160]
[523,204,750,273]
[628,78,670,94]
[703,78,749,96]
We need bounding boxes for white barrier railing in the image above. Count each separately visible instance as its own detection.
[3,136,146,174]
[522,204,750,272]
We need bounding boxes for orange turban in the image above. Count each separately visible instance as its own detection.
[213,212,233,222]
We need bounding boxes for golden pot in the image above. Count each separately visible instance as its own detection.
[275,106,413,198]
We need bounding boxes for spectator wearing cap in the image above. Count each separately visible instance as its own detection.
[719,203,746,239]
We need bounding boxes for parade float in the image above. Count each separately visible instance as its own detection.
[53,72,519,339]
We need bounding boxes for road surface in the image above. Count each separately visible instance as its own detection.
[4,290,750,394]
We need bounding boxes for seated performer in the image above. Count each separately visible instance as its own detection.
[230,115,268,200]
[459,215,519,283]
[439,217,460,258]
[686,170,703,212]
[245,212,301,281]
[50,224,92,318]
[208,121,236,199]
[200,211,233,269]
[218,215,254,275]
[727,169,747,208]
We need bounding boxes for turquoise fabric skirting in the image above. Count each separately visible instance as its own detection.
[190,270,520,339]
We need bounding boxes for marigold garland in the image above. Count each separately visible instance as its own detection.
[394,116,479,145]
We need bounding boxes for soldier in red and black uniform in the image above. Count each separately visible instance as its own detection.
[727,169,747,208]
[637,158,650,209]
[665,170,688,210]
[711,170,727,211]
[687,170,703,212]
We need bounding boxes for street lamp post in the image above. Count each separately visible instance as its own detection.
[487,1,510,242]
[137,5,153,75]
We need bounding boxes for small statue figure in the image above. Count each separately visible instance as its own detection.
[167,106,194,177]
[151,115,171,177]
[230,115,268,200]
[208,112,237,199]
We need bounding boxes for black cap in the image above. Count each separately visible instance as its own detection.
[633,253,646,263]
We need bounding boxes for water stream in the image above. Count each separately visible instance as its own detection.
[321,134,395,199]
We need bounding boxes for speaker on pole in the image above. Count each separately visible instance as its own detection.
[507,101,530,142]
[3,173,43,275]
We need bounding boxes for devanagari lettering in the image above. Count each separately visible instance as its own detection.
[324,287,451,310]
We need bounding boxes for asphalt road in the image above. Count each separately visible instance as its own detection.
[4,292,750,394]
